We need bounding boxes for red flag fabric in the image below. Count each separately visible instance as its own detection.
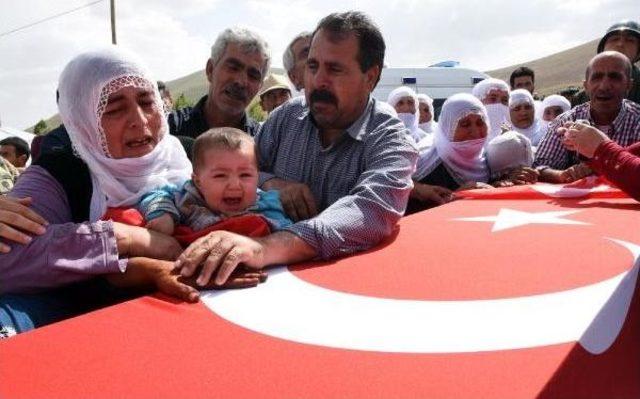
[1,182,639,398]
[457,176,626,200]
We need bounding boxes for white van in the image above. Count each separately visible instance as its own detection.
[372,65,489,119]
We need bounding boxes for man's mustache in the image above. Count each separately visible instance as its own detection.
[309,89,338,106]
[224,83,248,102]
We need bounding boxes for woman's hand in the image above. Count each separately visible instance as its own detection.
[0,196,48,253]
[107,257,199,302]
[107,257,268,302]
[113,222,182,261]
[496,166,539,186]
[411,183,455,205]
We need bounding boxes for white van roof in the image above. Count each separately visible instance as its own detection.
[373,66,489,102]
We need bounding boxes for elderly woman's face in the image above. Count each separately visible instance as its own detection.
[543,105,564,121]
[394,96,416,114]
[453,114,487,142]
[483,89,509,106]
[100,86,163,158]
[509,103,534,129]
[418,102,432,123]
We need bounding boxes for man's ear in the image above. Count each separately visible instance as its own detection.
[364,65,380,92]
[17,154,27,167]
[205,59,214,83]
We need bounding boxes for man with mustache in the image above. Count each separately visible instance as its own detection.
[175,11,418,287]
[169,27,269,139]
[533,51,640,183]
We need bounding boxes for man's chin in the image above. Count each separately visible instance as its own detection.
[218,96,249,114]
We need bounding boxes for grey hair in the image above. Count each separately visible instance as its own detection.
[283,31,312,73]
[210,27,271,76]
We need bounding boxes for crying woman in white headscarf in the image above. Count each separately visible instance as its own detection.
[387,86,429,144]
[406,93,492,214]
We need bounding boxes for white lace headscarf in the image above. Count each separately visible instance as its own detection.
[472,78,510,142]
[387,86,428,143]
[57,47,192,221]
[508,89,546,146]
[417,93,436,133]
[414,93,489,184]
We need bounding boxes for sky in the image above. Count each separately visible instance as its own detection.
[0,0,636,129]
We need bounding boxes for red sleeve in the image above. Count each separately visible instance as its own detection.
[589,141,640,201]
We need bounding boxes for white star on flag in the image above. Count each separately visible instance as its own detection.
[453,208,590,232]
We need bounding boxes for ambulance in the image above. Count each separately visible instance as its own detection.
[372,61,489,119]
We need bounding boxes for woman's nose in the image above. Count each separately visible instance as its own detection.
[128,105,147,128]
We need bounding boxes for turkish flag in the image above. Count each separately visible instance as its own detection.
[1,183,639,398]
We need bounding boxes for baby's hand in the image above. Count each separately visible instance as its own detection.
[146,213,175,235]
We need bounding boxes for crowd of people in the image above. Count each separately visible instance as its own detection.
[0,12,639,337]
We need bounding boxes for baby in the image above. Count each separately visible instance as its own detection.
[139,127,291,236]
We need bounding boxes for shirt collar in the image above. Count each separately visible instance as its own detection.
[585,99,630,128]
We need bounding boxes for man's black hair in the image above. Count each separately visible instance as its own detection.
[509,66,535,88]
[313,11,385,86]
[0,136,30,159]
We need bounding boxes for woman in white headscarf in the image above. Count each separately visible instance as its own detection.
[0,47,263,335]
[472,78,510,143]
[417,93,437,134]
[407,93,492,213]
[508,89,547,147]
[387,86,429,144]
[540,94,571,128]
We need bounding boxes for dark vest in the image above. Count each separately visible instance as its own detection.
[34,150,92,223]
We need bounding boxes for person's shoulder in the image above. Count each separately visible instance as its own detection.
[622,99,640,117]
[258,97,307,136]
[40,124,71,152]
[272,96,307,119]
[168,104,196,125]
[364,98,414,145]
[167,96,205,134]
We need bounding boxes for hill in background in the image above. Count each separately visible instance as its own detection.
[487,39,598,96]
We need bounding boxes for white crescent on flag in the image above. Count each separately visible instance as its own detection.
[202,237,639,354]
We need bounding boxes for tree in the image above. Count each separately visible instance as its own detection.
[173,93,194,110]
[248,99,267,122]
[33,119,48,135]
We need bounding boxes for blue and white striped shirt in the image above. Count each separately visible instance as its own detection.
[256,96,418,259]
